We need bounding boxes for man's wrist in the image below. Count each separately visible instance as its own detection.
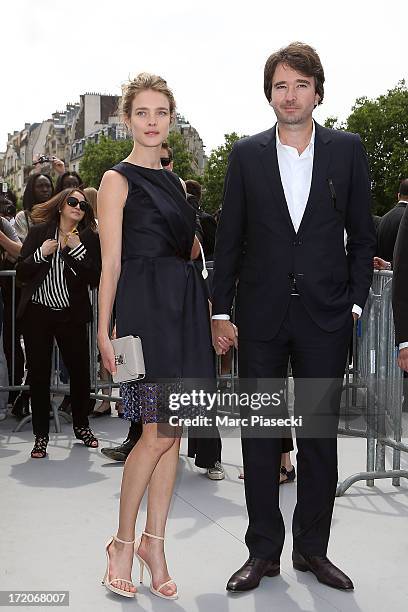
[212,314,230,321]
[352,304,362,318]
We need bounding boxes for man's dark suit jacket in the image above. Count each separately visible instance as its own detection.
[212,122,376,341]
[392,205,408,345]
[16,221,101,323]
[377,202,407,262]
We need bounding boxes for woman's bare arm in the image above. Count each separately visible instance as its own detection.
[97,170,128,373]
[191,235,201,260]
[0,231,21,258]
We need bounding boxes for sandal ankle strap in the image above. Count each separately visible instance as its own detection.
[113,535,135,545]
[142,531,165,541]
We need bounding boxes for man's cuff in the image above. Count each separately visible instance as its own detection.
[212,314,230,320]
[68,243,87,261]
[399,342,408,350]
[34,247,47,263]
[352,304,362,318]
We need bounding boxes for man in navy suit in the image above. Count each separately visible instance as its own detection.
[212,42,376,593]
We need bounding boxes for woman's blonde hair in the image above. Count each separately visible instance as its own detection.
[119,72,176,121]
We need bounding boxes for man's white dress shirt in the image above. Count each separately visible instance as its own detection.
[212,122,362,320]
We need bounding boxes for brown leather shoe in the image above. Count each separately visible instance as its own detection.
[292,551,354,590]
[226,556,280,592]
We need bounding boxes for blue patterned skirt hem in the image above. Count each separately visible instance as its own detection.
[120,380,183,424]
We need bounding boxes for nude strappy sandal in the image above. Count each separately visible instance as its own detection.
[135,531,178,600]
[102,535,136,598]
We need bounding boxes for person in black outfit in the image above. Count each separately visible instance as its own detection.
[392,203,408,373]
[185,179,218,260]
[98,74,215,600]
[212,43,375,593]
[377,178,408,262]
[101,169,224,481]
[375,179,408,411]
[16,188,101,458]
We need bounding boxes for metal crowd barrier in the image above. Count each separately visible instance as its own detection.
[1,269,408,496]
[0,271,121,433]
[336,270,408,495]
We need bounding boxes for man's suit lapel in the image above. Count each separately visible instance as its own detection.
[259,122,332,236]
[259,126,295,235]
[297,123,332,236]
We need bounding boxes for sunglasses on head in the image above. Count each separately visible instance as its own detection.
[66,196,88,212]
[160,157,171,167]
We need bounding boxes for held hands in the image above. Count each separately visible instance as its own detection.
[397,348,408,373]
[211,320,238,355]
[41,239,58,257]
[373,257,391,271]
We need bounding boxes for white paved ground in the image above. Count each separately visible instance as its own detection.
[1,411,407,612]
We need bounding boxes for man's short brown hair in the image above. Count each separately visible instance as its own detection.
[264,42,325,105]
[185,179,202,202]
[161,141,173,161]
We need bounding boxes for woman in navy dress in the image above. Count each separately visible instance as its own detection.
[98,73,214,600]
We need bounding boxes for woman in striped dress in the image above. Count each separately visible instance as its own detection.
[16,188,101,458]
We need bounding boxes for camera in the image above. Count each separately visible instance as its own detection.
[33,155,52,165]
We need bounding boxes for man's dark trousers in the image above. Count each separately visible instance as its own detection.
[238,296,352,561]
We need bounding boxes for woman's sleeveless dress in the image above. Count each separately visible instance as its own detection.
[111,162,215,423]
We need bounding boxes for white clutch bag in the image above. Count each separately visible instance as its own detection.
[111,335,145,384]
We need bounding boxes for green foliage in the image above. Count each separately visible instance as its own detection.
[202,132,244,213]
[79,136,132,188]
[79,131,200,187]
[324,116,344,130]
[345,82,408,215]
[167,131,199,180]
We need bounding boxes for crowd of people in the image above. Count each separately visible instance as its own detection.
[1,40,408,603]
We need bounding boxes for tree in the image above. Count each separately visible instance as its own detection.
[167,131,199,180]
[79,130,199,188]
[324,82,408,215]
[202,132,244,213]
[346,82,408,215]
[323,116,342,130]
[80,135,132,188]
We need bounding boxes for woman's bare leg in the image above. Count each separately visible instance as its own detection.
[106,423,179,593]
[281,451,293,471]
[240,451,294,481]
[280,451,294,482]
[137,435,181,596]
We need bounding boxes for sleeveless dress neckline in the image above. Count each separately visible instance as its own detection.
[122,161,165,172]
